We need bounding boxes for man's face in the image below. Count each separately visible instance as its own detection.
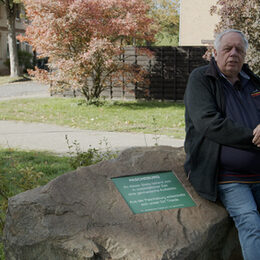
[214,32,246,78]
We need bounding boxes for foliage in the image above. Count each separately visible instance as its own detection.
[155,32,178,47]
[0,173,10,232]
[4,50,33,73]
[0,242,4,260]
[0,166,43,231]
[148,0,180,46]
[17,50,33,72]
[19,0,157,101]
[65,135,118,169]
[0,0,21,6]
[151,115,160,145]
[210,0,260,75]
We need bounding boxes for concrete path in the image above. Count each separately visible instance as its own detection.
[0,81,184,154]
[0,120,184,154]
[0,81,49,100]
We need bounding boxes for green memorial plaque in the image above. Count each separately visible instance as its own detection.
[112,171,196,214]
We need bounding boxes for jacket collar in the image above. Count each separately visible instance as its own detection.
[205,57,220,79]
[206,57,260,89]
[205,57,257,81]
[206,57,254,78]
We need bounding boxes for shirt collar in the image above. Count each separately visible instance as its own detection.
[215,64,250,85]
[206,58,252,83]
[240,70,250,80]
[217,68,250,81]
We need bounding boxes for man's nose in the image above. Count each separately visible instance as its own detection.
[230,47,239,56]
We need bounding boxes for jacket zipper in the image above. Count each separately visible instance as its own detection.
[187,170,191,180]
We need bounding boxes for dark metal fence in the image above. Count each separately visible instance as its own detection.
[104,46,208,101]
[55,46,208,101]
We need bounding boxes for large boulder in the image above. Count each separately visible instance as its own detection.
[3,146,242,260]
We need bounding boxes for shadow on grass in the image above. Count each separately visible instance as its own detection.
[9,75,31,83]
[105,100,185,110]
[76,98,185,110]
[0,75,31,86]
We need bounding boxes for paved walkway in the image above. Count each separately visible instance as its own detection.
[0,80,49,100]
[0,81,184,154]
[0,120,184,154]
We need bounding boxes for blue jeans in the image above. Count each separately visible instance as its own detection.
[218,183,260,260]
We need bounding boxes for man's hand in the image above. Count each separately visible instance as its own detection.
[253,124,260,147]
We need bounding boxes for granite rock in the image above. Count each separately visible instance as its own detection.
[3,146,242,260]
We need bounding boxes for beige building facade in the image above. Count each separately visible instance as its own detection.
[179,0,219,46]
[0,3,31,75]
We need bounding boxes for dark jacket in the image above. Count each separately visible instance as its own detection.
[184,58,260,201]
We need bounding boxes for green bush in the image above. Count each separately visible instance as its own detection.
[0,163,45,260]
[0,242,4,260]
[0,165,44,232]
[4,50,34,73]
[65,135,118,169]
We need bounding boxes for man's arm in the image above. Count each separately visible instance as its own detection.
[185,69,255,149]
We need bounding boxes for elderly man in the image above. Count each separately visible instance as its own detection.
[184,29,260,260]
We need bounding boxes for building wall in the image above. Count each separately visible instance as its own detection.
[0,3,31,75]
[179,0,219,46]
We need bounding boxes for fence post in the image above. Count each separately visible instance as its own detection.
[149,56,152,100]
[161,47,165,101]
[187,47,191,74]
[122,51,125,99]
[173,47,177,101]
[110,78,113,99]
[134,47,138,99]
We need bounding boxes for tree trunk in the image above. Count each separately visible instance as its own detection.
[5,1,20,77]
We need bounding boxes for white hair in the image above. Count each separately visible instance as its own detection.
[214,29,248,51]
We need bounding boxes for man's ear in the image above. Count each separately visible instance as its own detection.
[213,49,217,60]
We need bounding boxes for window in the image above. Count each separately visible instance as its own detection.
[17,40,20,50]
[7,42,9,58]
[6,42,10,58]
[0,33,2,59]
[25,42,31,53]
[15,4,21,20]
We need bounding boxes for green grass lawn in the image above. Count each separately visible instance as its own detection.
[0,148,74,186]
[0,147,74,218]
[0,97,185,138]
